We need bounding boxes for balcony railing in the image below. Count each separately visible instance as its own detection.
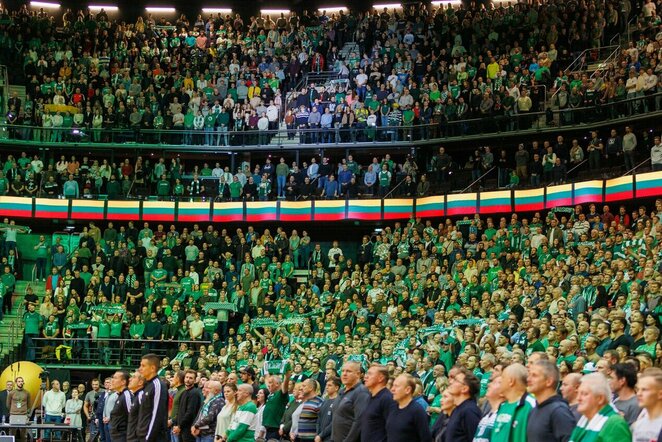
[0,93,660,151]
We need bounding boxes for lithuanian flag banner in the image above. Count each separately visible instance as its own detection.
[0,196,33,218]
[415,196,444,218]
[142,201,175,222]
[514,188,545,212]
[605,176,633,202]
[212,202,244,222]
[635,171,662,198]
[280,201,313,222]
[446,193,476,216]
[546,184,573,209]
[574,180,604,205]
[479,190,511,214]
[106,200,140,221]
[70,199,105,220]
[35,197,68,219]
[178,201,211,222]
[246,201,278,222]
[314,200,346,221]
[383,198,414,220]
[347,199,382,220]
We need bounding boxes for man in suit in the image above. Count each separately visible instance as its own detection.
[547,217,565,246]
[0,380,13,423]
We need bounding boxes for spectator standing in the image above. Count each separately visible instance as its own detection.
[561,373,582,420]
[331,361,369,442]
[622,126,637,171]
[316,377,340,442]
[175,369,203,442]
[65,388,83,441]
[491,364,535,442]
[526,360,576,442]
[632,368,662,441]
[441,368,481,442]
[0,380,12,424]
[385,374,432,442]
[473,373,504,442]
[651,135,662,171]
[109,370,132,442]
[42,379,66,439]
[225,384,258,442]
[568,373,631,442]
[609,363,641,425]
[291,379,323,442]
[137,354,169,442]
[361,365,394,442]
[214,383,237,441]
[259,368,291,441]
[192,381,225,442]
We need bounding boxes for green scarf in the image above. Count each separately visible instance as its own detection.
[568,404,618,442]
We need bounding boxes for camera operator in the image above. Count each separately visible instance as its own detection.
[83,378,103,442]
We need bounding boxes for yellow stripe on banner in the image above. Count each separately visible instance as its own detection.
[480,190,511,202]
[416,195,444,207]
[635,171,662,184]
[546,183,572,196]
[349,199,381,209]
[213,202,243,211]
[35,197,68,208]
[514,188,545,199]
[447,193,476,205]
[71,200,105,210]
[0,196,29,206]
[315,200,346,210]
[246,201,278,211]
[280,201,313,211]
[107,200,140,209]
[574,180,603,191]
[179,201,211,211]
[605,176,633,188]
[143,201,176,211]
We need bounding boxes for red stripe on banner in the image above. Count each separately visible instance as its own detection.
[142,214,176,221]
[178,214,210,222]
[480,204,511,214]
[280,214,313,222]
[34,210,68,218]
[246,214,277,222]
[516,203,545,212]
[1,209,32,217]
[605,190,633,202]
[70,211,105,220]
[416,209,443,218]
[106,213,137,221]
[446,206,474,216]
[636,188,659,198]
[315,214,345,221]
[546,197,572,207]
[212,214,244,222]
[348,212,382,220]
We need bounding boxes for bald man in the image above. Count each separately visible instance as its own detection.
[491,363,536,442]
[331,361,370,442]
[561,373,582,419]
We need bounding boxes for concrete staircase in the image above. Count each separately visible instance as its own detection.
[0,280,44,365]
[339,41,359,60]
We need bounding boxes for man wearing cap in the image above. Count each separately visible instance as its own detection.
[239,367,257,399]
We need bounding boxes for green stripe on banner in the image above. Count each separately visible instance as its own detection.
[246,202,278,222]
[34,198,69,219]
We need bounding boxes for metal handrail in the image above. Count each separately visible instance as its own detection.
[1,92,661,151]
[567,158,588,175]
[622,156,651,176]
[383,175,409,199]
[461,166,496,193]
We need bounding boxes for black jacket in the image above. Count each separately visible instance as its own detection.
[126,389,143,442]
[525,394,576,442]
[176,387,203,428]
[136,376,168,442]
[109,388,133,442]
[331,383,370,442]
[441,397,481,442]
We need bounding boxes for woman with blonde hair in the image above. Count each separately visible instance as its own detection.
[215,383,238,441]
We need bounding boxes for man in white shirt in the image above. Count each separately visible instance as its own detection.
[632,368,662,442]
[43,380,66,439]
[652,135,662,171]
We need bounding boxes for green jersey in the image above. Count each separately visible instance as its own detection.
[492,394,536,442]
[226,401,258,442]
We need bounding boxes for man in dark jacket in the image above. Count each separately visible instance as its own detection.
[442,367,482,442]
[109,370,133,442]
[192,381,224,440]
[136,354,169,442]
[317,377,340,442]
[526,360,576,442]
[126,371,145,442]
[174,369,203,442]
[331,361,370,442]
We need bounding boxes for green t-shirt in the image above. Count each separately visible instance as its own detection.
[262,389,289,428]
[24,311,41,334]
[492,394,536,442]
[226,400,257,442]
